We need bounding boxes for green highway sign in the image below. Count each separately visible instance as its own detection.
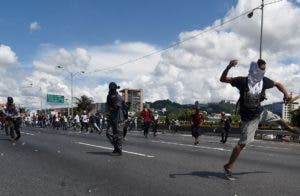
[47,94,64,104]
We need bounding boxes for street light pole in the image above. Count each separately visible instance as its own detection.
[57,65,85,117]
[248,0,265,59]
[259,0,264,59]
[70,72,74,117]
[40,87,43,114]
[26,84,43,114]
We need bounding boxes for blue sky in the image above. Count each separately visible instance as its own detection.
[1,0,300,106]
[0,0,236,63]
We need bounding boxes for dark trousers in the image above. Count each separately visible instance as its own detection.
[123,124,128,138]
[221,128,230,143]
[152,122,158,136]
[143,123,150,137]
[81,122,88,132]
[8,119,21,140]
[110,119,122,152]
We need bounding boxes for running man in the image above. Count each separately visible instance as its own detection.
[191,109,204,145]
[220,59,300,178]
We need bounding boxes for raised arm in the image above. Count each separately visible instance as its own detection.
[274,81,292,103]
[220,60,238,83]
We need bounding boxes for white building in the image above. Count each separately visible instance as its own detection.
[282,102,299,122]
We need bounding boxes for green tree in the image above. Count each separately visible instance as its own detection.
[75,95,94,114]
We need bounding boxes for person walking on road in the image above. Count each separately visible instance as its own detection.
[191,109,204,145]
[106,82,125,156]
[140,106,152,138]
[4,97,21,143]
[123,102,131,140]
[152,111,159,137]
[81,111,89,133]
[220,112,232,144]
[220,59,300,178]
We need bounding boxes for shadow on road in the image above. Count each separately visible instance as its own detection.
[86,151,113,156]
[0,138,11,141]
[169,170,271,180]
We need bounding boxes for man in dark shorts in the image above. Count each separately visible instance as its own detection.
[220,59,300,178]
[191,109,204,145]
[220,112,232,143]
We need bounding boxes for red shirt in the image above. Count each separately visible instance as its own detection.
[191,113,204,126]
[140,110,152,124]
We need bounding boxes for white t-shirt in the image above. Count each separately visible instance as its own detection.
[81,114,89,123]
[74,115,80,123]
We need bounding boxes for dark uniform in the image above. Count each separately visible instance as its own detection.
[122,102,131,139]
[106,82,125,155]
[220,115,232,143]
[4,97,21,142]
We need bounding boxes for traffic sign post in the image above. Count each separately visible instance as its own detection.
[47,94,65,104]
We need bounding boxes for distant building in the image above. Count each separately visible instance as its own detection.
[282,102,299,122]
[93,103,107,113]
[263,102,283,117]
[120,88,143,113]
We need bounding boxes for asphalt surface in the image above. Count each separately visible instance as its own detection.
[0,127,299,196]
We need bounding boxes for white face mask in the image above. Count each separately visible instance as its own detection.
[248,62,265,86]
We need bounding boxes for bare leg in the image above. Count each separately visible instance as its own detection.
[276,119,300,134]
[224,144,245,171]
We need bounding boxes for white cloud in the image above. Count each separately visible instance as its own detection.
[30,21,41,32]
[0,44,18,66]
[2,0,300,108]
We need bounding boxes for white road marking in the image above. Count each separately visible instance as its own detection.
[77,142,155,158]
[150,140,230,152]
[247,144,289,150]
[21,132,35,136]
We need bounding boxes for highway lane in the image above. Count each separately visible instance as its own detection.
[0,127,299,196]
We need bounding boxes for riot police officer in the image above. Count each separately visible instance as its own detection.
[106,82,125,156]
[4,97,21,143]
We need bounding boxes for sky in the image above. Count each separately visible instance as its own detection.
[0,0,300,109]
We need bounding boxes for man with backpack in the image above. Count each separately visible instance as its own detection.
[220,59,300,179]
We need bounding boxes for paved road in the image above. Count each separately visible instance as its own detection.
[0,127,299,196]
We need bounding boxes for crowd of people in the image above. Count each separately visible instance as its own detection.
[1,58,300,179]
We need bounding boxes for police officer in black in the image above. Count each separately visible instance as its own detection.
[123,102,131,140]
[4,97,21,143]
[106,82,125,156]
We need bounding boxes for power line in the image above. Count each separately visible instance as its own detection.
[87,0,284,74]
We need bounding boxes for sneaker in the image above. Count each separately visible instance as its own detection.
[111,150,122,156]
[194,141,199,145]
[223,165,232,175]
[223,165,236,180]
